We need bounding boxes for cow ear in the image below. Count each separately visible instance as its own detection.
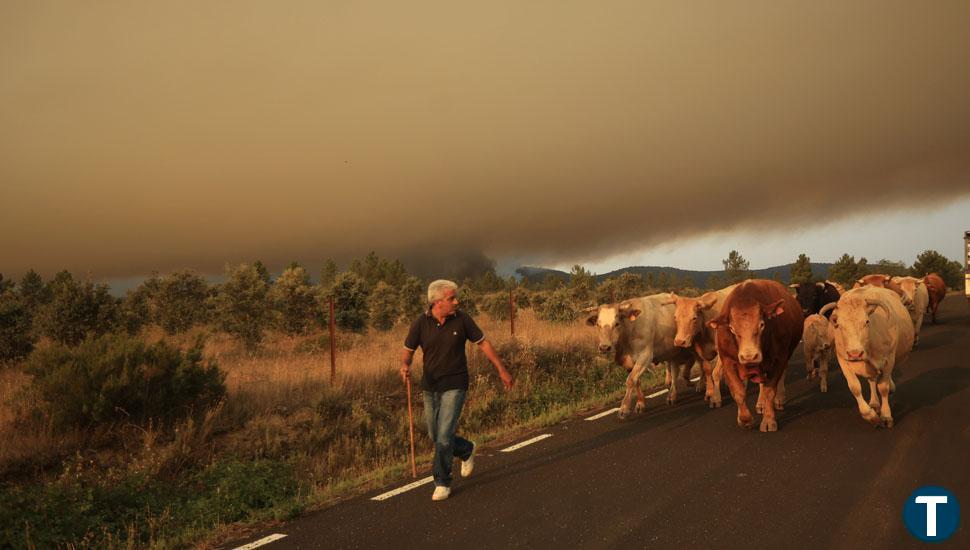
[698,292,718,310]
[882,276,891,285]
[866,304,878,316]
[763,299,786,319]
[626,309,641,322]
[661,294,677,306]
[707,315,727,330]
[585,315,598,327]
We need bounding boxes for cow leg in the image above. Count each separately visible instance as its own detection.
[867,378,880,410]
[837,358,880,426]
[709,358,724,408]
[620,357,651,419]
[877,377,894,428]
[666,363,678,405]
[756,383,765,414]
[774,371,786,411]
[635,380,646,413]
[721,358,753,429]
[819,350,829,393]
[759,381,778,433]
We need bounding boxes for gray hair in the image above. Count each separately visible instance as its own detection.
[427,279,459,305]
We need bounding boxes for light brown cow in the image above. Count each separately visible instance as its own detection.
[802,313,834,392]
[854,274,907,303]
[828,286,914,428]
[923,272,946,324]
[708,280,804,432]
[891,276,929,347]
[665,283,739,408]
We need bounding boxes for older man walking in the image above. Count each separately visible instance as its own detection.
[400,279,514,501]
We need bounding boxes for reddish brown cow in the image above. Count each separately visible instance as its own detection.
[708,280,804,432]
[923,273,946,324]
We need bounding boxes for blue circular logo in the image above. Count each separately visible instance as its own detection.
[903,486,961,542]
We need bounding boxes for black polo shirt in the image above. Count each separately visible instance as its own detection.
[404,309,485,392]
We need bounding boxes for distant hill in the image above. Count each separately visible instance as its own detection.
[516,263,835,289]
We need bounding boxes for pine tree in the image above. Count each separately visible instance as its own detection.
[789,254,813,284]
[828,254,858,288]
[911,250,963,288]
[617,272,644,301]
[18,269,48,314]
[0,290,35,361]
[398,276,426,322]
[320,259,338,288]
[368,281,400,331]
[214,263,272,349]
[156,270,209,334]
[722,250,754,284]
[38,271,119,346]
[568,265,595,305]
[272,265,318,335]
[330,271,370,333]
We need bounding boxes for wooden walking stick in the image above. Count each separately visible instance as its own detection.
[405,374,418,479]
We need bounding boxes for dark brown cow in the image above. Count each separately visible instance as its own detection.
[708,280,804,432]
[923,272,946,324]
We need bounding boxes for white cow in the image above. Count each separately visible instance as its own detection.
[801,314,834,392]
[891,276,929,348]
[585,294,697,418]
[826,287,914,428]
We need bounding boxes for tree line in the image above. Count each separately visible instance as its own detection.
[1,248,963,362]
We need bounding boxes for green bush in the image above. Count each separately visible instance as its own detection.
[214,263,272,350]
[0,291,35,362]
[536,288,580,324]
[38,271,119,346]
[481,291,514,321]
[26,334,226,431]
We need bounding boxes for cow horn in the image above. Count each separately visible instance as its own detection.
[818,302,837,317]
[788,283,798,288]
[816,282,825,289]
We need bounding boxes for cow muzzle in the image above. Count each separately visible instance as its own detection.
[598,344,612,354]
[673,336,691,348]
[846,349,866,361]
[738,351,762,364]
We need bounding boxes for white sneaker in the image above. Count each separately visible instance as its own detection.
[460,441,476,478]
[432,486,451,501]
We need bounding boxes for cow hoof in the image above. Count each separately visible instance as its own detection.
[635,402,646,414]
[709,399,722,409]
[755,404,764,414]
[618,408,630,420]
[773,401,785,411]
[864,413,882,427]
[666,395,675,406]
[760,419,778,432]
[737,412,754,429]
[881,416,894,429]
[820,386,828,393]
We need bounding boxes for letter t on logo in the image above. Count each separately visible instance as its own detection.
[915,496,948,536]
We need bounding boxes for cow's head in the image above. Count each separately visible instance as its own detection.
[585,301,641,355]
[708,298,786,366]
[790,282,825,316]
[828,295,887,362]
[890,276,923,310]
[665,291,717,348]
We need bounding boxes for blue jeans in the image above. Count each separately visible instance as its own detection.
[423,389,473,488]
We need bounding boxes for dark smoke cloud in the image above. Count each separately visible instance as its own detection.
[2,1,970,279]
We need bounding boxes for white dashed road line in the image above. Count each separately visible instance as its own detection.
[500,433,553,452]
[585,407,621,421]
[232,534,287,550]
[371,475,435,501]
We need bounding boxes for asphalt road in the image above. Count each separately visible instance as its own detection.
[229,296,969,549]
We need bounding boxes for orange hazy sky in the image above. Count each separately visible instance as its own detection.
[2,1,969,279]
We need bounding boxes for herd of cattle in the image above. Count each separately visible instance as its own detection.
[583,273,948,432]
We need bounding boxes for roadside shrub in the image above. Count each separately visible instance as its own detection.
[458,287,479,317]
[368,281,399,331]
[398,276,425,322]
[481,291,514,321]
[38,271,119,346]
[25,334,225,431]
[0,291,35,361]
[536,288,580,323]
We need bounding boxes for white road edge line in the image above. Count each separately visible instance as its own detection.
[500,433,553,452]
[585,407,620,421]
[646,388,670,398]
[232,533,287,550]
[690,376,701,382]
[371,475,435,501]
